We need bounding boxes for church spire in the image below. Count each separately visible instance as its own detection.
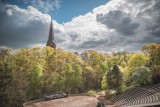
[46,18,56,49]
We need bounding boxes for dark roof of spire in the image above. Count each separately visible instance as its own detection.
[46,18,56,49]
[48,18,54,41]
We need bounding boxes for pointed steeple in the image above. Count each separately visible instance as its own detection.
[46,18,56,49]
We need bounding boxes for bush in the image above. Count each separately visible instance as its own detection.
[87,90,97,96]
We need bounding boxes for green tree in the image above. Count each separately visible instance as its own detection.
[84,50,107,89]
[132,67,152,86]
[64,63,74,92]
[27,63,43,100]
[82,66,95,91]
[101,73,107,90]
[126,53,147,86]
[72,64,82,93]
[107,65,122,94]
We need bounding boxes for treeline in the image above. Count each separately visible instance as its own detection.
[0,44,160,107]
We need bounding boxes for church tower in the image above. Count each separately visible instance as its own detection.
[46,18,56,49]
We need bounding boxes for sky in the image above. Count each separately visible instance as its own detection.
[0,0,160,52]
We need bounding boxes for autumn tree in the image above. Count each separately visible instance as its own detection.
[128,53,147,72]
[142,44,160,83]
[0,48,12,107]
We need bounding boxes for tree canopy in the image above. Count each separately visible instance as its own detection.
[0,44,159,107]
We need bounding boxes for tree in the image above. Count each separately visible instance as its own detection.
[128,53,147,72]
[83,50,107,89]
[27,63,43,100]
[6,49,32,107]
[107,65,122,94]
[72,64,83,93]
[101,73,107,90]
[132,67,152,86]
[142,44,160,83]
[126,53,147,86]
[0,48,12,107]
[82,66,95,91]
[64,63,74,92]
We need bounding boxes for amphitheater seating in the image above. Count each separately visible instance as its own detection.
[110,83,160,107]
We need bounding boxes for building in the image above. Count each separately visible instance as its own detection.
[46,18,56,49]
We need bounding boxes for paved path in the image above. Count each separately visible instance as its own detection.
[24,96,101,107]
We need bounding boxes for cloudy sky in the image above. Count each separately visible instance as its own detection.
[0,0,160,52]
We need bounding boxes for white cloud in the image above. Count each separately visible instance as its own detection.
[0,0,160,52]
[0,4,64,48]
[62,0,160,52]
